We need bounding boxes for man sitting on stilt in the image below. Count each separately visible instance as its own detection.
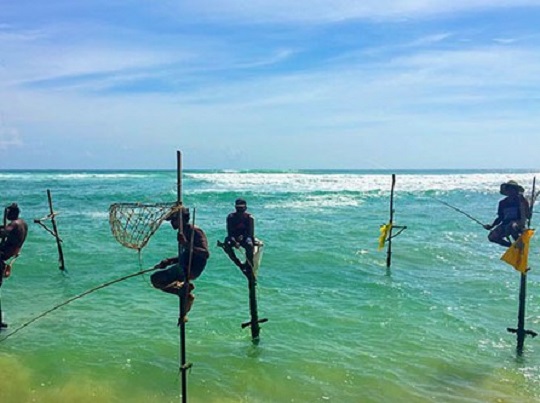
[220,198,255,279]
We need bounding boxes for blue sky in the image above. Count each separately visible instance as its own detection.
[0,1,539,170]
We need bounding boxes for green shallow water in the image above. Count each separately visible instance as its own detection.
[1,169,540,402]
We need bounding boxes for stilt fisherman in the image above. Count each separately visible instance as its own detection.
[484,180,530,247]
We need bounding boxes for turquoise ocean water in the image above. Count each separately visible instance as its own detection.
[1,169,540,403]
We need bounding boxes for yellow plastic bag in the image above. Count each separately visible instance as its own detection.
[378,223,392,251]
[501,229,535,273]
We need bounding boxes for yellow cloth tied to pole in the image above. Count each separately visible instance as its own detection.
[501,229,535,273]
[378,223,392,251]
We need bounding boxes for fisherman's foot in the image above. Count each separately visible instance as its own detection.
[0,322,8,329]
[171,281,185,295]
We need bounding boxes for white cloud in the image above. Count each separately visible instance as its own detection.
[170,1,540,23]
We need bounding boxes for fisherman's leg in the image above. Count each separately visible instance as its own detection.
[186,292,195,315]
[509,222,524,242]
[488,226,512,247]
[0,261,6,329]
[151,265,185,296]
[222,238,243,268]
[243,238,254,267]
[177,283,196,325]
[236,239,255,281]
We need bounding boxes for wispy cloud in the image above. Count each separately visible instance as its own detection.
[171,1,540,23]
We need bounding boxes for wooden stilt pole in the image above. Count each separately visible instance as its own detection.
[176,150,191,403]
[247,277,260,340]
[33,190,66,273]
[47,190,66,272]
[507,177,538,356]
[386,174,396,269]
[217,241,268,342]
[241,273,268,343]
[385,174,407,271]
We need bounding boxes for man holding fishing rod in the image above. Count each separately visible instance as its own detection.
[484,180,530,247]
[0,203,28,328]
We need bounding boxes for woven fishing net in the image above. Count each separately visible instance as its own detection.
[109,202,182,250]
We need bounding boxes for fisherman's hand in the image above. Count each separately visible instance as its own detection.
[177,233,188,244]
[483,224,493,230]
[511,222,522,232]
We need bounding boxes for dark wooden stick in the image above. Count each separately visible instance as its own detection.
[507,176,538,356]
[386,174,396,269]
[240,245,268,343]
[47,190,66,272]
[176,150,190,403]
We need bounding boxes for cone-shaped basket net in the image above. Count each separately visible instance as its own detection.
[109,202,182,250]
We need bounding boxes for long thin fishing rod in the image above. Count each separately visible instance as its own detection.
[0,265,161,342]
[176,150,190,403]
[426,195,486,227]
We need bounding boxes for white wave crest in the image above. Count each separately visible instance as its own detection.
[188,172,540,194]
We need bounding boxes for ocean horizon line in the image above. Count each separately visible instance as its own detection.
[1,167,538,174]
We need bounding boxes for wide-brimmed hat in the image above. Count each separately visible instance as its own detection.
[501,180,525,193]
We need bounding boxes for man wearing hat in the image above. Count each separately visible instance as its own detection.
[222,198,255,277]
[484,180,530,247]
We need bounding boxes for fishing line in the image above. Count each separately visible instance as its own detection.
[423,194,486,227]
[0,265,160,342]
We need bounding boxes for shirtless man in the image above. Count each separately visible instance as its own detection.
[0,203,28,328]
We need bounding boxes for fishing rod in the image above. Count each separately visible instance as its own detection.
[425,195,486,227]
[0,264,161,342]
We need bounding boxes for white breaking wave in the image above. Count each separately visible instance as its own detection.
[0,172,152,181]
[266,194,363,209]
[187,172,540,194]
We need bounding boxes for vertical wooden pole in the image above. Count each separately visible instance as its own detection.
[516,273,527,355]
[47,190,66,272]
[176,150,189,403]
[240,247,268,343]
[248,275,260,342]
[514,177,536,356]
[386,174,396,269]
